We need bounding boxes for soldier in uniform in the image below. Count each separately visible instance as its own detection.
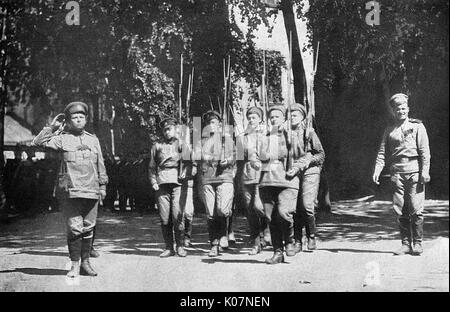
[199,110,236,257]
[149,117,193,258]
[32,101,108,277]
[236,106,268,255]
[257,105,303,264]
[177,121,197,247]
[291,104,325,253]
[373,93,430,256]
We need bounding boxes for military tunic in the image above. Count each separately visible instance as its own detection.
[374,118,430,217]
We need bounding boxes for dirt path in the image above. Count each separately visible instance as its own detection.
[0,199,448,292]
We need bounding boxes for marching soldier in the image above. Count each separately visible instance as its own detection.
[257,105,303,264]
[178,123,197,247]
[149,117,194,258]
[291,104,325,253]
[236,106,268,255]
[32,101,108,277]
[199,110,236,257]
[373,93,430,256]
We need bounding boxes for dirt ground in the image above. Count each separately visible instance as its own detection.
[0,199,448,292]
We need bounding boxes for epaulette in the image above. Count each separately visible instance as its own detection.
[409,118,422,123]
[83,131,95,136]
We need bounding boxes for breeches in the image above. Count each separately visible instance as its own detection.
[61,197,98,239]
[157,183,185,231]
[260,186,297,223]
[391,172,425,218]
[202,183,234,219]
[297,171,321,217]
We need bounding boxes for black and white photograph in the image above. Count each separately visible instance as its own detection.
[0,0,448,297]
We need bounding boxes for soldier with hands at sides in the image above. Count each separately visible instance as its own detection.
[149,117,195,258]
[373,93,430,256]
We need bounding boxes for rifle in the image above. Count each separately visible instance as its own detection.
[262,51,269,131]
[221,56,231,163]
[183,66,194,177]
[306,41,319,141]
[178,54,184,179]
[286,32,294,172]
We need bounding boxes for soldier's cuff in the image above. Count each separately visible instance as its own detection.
[99,185,106,191]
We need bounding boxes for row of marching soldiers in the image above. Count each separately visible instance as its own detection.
[153,102,324,264]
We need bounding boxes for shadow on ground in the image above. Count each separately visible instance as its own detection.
[0,199,448,259]
[317,200,449,242]
[0,268,67,276]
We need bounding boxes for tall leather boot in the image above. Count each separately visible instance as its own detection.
[80,237,97,276]
[175,224,187,257]
[265,217,284,264]
[269,217,283,253]
[283,220,296,257]
[208,219,219,257]
[67,235,82,261]
[227,215,236,246]
[394,217,412,255]
[411,214,424,256]
[90,226,100,258]
[293,214,304,254]
[249,234,261,255]
[305,215,317,250]
[160,224,175,257]
[67,235,82,277]
[262,218,272,247]
[184,218,193,247]
[219,217,229,249]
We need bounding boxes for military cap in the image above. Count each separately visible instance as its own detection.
[268,104,286,116]
[290,103,306,117]
[64,101,88,116]
[202,110,221,123]
[246,106,264,119]
[389,93,409,107]
[159,117,177,129]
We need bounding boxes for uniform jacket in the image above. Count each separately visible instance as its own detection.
[258,125,302,189]
[32,127,108,200]
[148,137,195,186]
[375,118,430,175]
[236,126,264,185]
[199,129,236,185]
[291,124,325,175]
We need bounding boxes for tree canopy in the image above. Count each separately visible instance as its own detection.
[1,0,448,197]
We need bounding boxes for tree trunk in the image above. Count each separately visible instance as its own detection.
[1,8,9,175]
[280,0,307,104]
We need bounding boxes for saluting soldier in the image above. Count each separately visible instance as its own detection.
[199,110,236,257]
[291,104,325,253]
[236,106,269,255]
[149,117,194,258]
[373,93,430,256]
[257,105,303,264]
[32,101,108,277]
